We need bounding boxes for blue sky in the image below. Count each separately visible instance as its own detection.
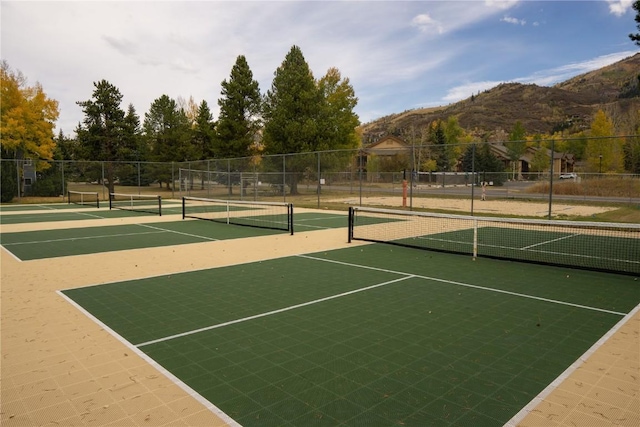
[2,1,638,136]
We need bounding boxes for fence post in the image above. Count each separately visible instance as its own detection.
[358,150,363,206]
[171,162,175,199]
[101,162,105,201]
[548,139,555,219]
[227,159,231,198]
[317,152,321,209]
[282,155,286,202]
[207,159,211,198]
[471,144,476,216]
[61,160,65,199]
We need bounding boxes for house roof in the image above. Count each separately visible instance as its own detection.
[364,135,410,155]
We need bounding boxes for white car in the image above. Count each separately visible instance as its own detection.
[559,173,577,179]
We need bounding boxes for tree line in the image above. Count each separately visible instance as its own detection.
[1,46,359,200]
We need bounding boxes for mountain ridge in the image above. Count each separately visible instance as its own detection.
[360,53,640,143]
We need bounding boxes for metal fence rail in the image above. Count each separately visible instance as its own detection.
[2,136,639,218]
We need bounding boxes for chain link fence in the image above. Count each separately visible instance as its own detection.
[2,136,639,218]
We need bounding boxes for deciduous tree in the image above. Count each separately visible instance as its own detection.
[315,67,361,185]
[586,110,624,172]
[623,110,640,173]
[505,121,527,179]
[1,61,59,199]
[316,67,359,150]
[443,116,466,169]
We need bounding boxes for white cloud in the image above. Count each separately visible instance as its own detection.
[484,0,520,11]
[411,13,444,34]
[501,15,526,25]
[607,0,634,17]
[443,81,503,103]
[521,51,638,85]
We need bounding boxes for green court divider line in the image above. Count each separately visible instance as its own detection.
[56,290,242,427]
[136,275,415,348]
[297,255,627,316]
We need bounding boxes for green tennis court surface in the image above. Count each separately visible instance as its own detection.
[0,201,184,224]
[0,208,171,225]
[0,203,91,212]
[61,244,640,426]
[1,212,379,260]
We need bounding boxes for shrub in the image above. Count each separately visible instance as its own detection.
[1,159,17,202]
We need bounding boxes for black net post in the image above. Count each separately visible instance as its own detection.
[289,203,294,235]
[348,207,354,243]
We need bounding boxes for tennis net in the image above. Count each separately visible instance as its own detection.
[182,196,294,234]
[348,206,640,275]
[109,193,162,216]
[68,191,99,208]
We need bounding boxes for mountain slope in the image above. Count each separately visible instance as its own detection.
[360,53,640,143]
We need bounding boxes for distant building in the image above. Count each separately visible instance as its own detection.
[361,136,575,179]
[22,159,36,195]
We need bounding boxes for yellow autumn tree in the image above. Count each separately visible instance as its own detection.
[177,95,199,128]
[1,61,59,168]
[585,110,624,173]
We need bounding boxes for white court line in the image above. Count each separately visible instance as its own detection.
[1,244,23,262]
[56,291,241,427]
[415,236,640,267]
[297,254,627,316]
[75,211,108,219]
[2,231,166,246]
[504,301,640,427]
[136,275,414,348]
[295,223,331,230]
[36,204,58,210]
[0,213,81,222]
[136,223,219,241]
[297,215,345,222]
[520,233,580,250]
